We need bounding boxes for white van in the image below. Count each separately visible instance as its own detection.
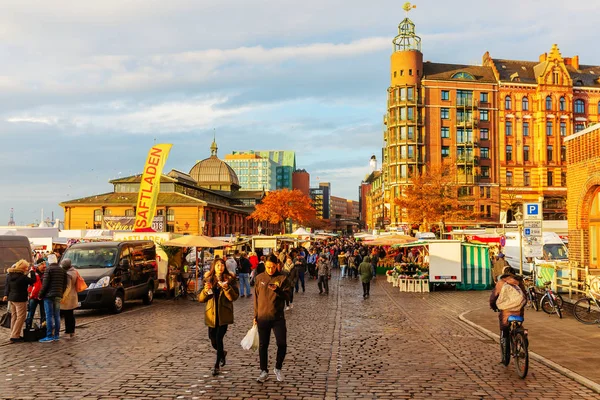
[503,231,568,274]
[416,232,437,240]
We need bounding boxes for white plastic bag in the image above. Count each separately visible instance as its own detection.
[241,323,259,351]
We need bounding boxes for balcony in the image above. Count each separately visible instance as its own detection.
[456,140,477,147]
[456,98,479,108]
[456,119,478,128]
[456,156,479,166]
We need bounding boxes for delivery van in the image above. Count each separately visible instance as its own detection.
[61,240,157,313]
[0,235,33,297]
[503,231,568,274]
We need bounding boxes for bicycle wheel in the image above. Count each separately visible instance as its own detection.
[554,293,564,309]
[529,289,539,312]
[513,331,529,379]
[572,298,600,325]
[540,295,555,315]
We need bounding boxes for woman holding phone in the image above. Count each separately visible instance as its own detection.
[198,258,239,376]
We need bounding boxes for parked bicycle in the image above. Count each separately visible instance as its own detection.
[539,281,563,318]
[523,277,540,312]
[499,313,529,379]
[572,283,600,325]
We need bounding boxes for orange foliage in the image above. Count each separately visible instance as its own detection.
[249,189,316,232]
[305,218,330,231]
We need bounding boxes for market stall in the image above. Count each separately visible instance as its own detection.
[456,243,492,290]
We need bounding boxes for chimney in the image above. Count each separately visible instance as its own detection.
[572,55,579,70]
[539,52,547,63]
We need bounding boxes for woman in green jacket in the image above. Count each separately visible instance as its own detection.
[358,256,373,299]
[198,258,239,376]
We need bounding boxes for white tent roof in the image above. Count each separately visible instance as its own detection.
[291,228,312,236]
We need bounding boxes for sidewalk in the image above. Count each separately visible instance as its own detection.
[461,300,600,386]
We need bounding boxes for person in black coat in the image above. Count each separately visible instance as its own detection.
[38,254,67,342]
[2,260,34,342]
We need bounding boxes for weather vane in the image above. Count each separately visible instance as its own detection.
[403,2,416,16]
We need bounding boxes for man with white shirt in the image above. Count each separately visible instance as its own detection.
[225,254,238,277]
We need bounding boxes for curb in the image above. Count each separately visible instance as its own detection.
[458,310,600,394]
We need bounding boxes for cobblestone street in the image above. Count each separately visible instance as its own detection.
[1,273,598,399]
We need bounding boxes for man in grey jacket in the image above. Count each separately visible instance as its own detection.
[38,254,67,342]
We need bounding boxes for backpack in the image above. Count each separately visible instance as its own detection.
[496,282,526,311]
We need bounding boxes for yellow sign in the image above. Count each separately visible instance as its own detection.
[134,144,173,230]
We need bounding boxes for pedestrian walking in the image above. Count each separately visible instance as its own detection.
[358,256,373,298]
[254,254,292,383]
[294,254,307,293]
[282,255,298,310]
[225,253,238,277]
[25,261,46,330]
[198,258,239,376]
[338,251,348,278]
[38,254,67,343]
[237,252,252,298]
[2,259,34,343]
[59,259,79,339]
[316,253,330,295]
[492,253,509,283]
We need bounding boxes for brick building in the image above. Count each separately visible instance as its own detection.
[564,124,600,269]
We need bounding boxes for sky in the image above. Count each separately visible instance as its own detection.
[1,0,599,225]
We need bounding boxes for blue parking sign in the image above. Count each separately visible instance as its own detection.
[527,204,538,215]
[524,228,531,236]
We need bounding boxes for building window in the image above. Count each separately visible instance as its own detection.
[480,110,489,121]
[481,166,490,178]
[505,95,512,110]
[125,209,134,217]
[409,69,413,76]
[560,122,567,136]
[522,97,529,111]
[506,145,513,161]
[561,172,567,187]
[441,146,450,157]
[561,145,566,161]
[546,96,552,110]
[480,147,489,159]
[407,87,414,100]
[94,209,103,223]
[441,90,449,101]
[166,208,175,222]
[524,171,531,186]
[559,97,566,111]
[598,101,600,114]
[441,108,449,119]
[523,122,529,137]
[547,145,553,161]
[523,145,529,162]
[505,121,513,136]
[575,123,585,132]
[575,99,585,114]
[480,128,489,140]
[553,71,559,85]
[506,171,513,186]
[546,121,553,136]
[480,92,488,103]
[547,171,553,186]
[441,127,450,138]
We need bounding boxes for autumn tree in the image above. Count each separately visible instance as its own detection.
[249,189,316,234]
[394,162,478,233]
[305,217,330,231]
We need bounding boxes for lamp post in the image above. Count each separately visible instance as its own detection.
[514,208,524,275]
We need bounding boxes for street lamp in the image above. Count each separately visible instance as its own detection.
[514,208,524,275]
[257,223,262,235]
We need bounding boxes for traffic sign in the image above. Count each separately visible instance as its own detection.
[524,203,543,220]
[524,245,543,258]
[523,228,542,237]
[523,220,542,229]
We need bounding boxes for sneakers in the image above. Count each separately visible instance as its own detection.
[53,335,60,341]
[240,295,245,298]
[212,367,220,376]
[273,368,284,382]
[220,351,227,367]
[290,303,294,309]
[257,370,269,383]
[39,336,54,343]
[285,306,290,311]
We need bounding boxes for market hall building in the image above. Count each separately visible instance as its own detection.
[60,140,277,236]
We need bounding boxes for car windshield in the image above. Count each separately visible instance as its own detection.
[542,243,568,260]
[62,248,118,268]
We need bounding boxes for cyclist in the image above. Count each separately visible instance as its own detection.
[489,266,527,363]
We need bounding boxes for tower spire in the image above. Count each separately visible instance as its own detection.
[394,3,421,52]
[210,132,218,156]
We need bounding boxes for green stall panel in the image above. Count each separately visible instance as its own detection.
[457,243,493,290]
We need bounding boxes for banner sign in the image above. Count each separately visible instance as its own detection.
[103,216,165,232]
[134,144,172,231]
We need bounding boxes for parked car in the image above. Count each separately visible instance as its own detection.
[0,235,33,297]
[61,240,157,313]
[415,232,437,240]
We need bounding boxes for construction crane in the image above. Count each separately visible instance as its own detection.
[7,208,16,226]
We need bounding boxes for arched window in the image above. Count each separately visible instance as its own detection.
[546,96,553,111]
[559,97,566,111]
[505,95,512,110]
[575,99,585,114]
[451,72,475,80]
[522,96,529,111]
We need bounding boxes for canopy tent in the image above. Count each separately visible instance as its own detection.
[457,243,492,290]
[291,228,313,237]
[364,234,418,246]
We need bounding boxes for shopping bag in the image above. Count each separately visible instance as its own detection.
[0,311,11,329]
[241,323,259,351]
[76,271,88,292]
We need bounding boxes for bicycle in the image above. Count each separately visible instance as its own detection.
[523,277,540,312]
[539,281,563,318]
[572,283,600,325]
[499,313,529,379]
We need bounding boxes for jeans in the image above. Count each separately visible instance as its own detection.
[208,325,229,367]
[286,290,294,306]
[26,298,46,329]
[371,264,377,277]
[295,271,305,293]
[340,266,347,278]
[257,319,287,371]
[61,309,76,334]
[318,276,329,294]
[238,273,251,296]
[43,297,61,338]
